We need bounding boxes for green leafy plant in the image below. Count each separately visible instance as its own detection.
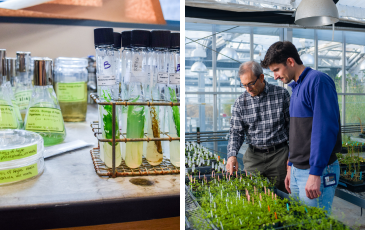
[337,142,365,183]
[101,90,119,146]
[169,87,180,137]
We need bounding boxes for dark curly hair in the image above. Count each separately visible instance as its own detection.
[260,41,303,68]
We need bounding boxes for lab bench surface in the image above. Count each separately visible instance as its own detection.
[0,104,180,229]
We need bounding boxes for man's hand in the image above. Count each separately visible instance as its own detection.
[285,166,291,194]
[305,175,321,199]
[226,156,238,175]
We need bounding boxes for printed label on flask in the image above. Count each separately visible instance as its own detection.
[56,82,86,102]
[0,163,38,184]
[25,107,64,133]
[97,75,116,86]
[157,73,168,84]
[0,144,37,162]
[0,105,18,128]
[169,73,180,85]
[15,90,32,110]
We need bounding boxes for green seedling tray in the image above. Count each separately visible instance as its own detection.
[339,177,365,192]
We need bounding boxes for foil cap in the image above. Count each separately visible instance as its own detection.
[34,58,53,86]
[16,51,31,73]
[6,57,16,81]
[0,49,6,77]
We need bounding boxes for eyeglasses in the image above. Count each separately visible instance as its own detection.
[240,77,259,88]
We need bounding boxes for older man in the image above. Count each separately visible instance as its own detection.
[226,61,290,192]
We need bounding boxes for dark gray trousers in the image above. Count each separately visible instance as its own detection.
[242,144,288,192]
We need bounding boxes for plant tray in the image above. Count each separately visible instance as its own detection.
[340,164,365,172]
[340,146,365,153]
[185,185,218,230]
[359,133,365,138]
[90,147,180,177]
[338,177,365,192]
[185,165,212,175]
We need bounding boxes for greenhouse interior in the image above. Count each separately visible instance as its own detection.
[185,0,365,229]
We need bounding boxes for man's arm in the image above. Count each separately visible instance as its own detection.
[306,77,340,199]
[283,89,290,137]
[226,99,245,174]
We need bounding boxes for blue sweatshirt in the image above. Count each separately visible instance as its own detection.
[288,67,341,176]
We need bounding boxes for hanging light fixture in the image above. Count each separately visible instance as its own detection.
[300,53,314,65]
[295,0,339,27]
[191,44,206,59]
[191,61,207,73]
[217,42,239,62]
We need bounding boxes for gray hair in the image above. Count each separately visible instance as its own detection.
[238,61,263,78]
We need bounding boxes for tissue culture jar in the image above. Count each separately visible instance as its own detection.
[55,82,87,122]
[54,57,88,122]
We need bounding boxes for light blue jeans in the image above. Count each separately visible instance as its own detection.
[290,160,340,213]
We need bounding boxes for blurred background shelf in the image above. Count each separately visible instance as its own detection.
[0,16,179,30]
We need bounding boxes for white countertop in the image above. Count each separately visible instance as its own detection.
[0,104,180,209]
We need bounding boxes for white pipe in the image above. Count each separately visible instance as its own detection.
[0,0,53,10]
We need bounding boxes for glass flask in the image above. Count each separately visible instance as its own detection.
[24,58,66,146]
[14,51,33,120]
[0,49,20,130]
[167,33,180,167]
[94,28,121,168]
[5,57,23,128]
[123,30,150,168]
[54,57,88,122]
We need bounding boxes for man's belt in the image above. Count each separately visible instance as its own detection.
[249,142,287,153]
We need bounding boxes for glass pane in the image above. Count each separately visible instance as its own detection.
[293,29,315,68]
[316,29,343,94]
[185,29,213,92]
[254,31,281,86]
[185,94,214,132]
[345,43,365,94]
[215,25,250,89]
[345,95,365,126]
[217,93,241,131]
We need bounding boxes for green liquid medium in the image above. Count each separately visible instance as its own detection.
[43,133,66,147]
[125,96,145,168]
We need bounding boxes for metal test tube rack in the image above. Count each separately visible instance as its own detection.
[90,94,180,177]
